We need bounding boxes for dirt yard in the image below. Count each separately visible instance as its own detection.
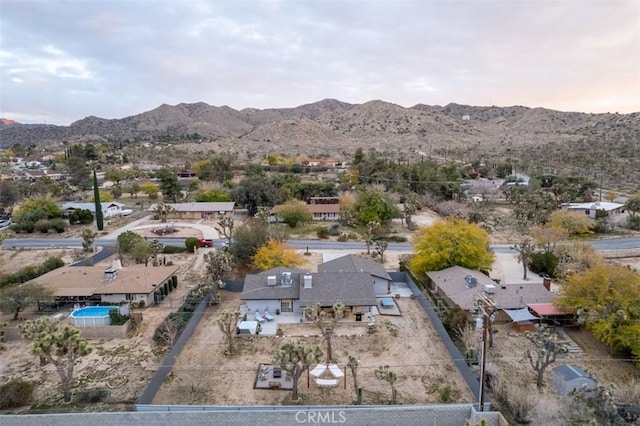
[153,292,474,406]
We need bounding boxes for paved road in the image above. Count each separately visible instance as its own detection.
[4,236,640,252]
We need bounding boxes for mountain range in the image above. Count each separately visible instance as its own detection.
[1,100,639,191]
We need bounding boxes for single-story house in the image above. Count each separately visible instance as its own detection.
[61,202,127,218]
[148,202,235,220]
[241,255,382,322]
[563,201,626,219]
[318,254,393,295]
[307,203,341,221]
[551,364,596,396]
[426,266,556,321]
[31,261,180,306]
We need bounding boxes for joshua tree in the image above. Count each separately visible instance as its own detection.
[512,237,536,280]
[217,310,241,355]
[347,355,360,402]
[204,249,234,299]
[304,301,345,363]
[19,319,91,402]
[80,227,97,253]
[217,215,235,241]
[153,202,176,223]
[524,326,567,390]
[272,340,323,401]
[375,365,399,404]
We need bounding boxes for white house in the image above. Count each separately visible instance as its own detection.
[563,201,626,219]
[61,202,127,218]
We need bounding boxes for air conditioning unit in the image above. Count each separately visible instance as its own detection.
[484,284,496,295]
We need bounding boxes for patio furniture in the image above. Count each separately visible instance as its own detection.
[315,378,338,387]
[255,311,266,322]
[310,363,327,378]
[273,367,282,379]
[264,309,274,321]
[328,363,345,379]
[269,381,281,389]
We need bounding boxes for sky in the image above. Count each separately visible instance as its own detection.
[1,0,639,125]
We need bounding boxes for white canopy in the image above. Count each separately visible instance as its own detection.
[503,307,538,323]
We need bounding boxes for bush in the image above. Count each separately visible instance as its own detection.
[628,216,640,231]
[108,309,129,326]
[316,227,330,239]
[529,252,558,277]
[74,388,109,403]
[329,223,341,236]
[50,218,67,233]
[185,237,199,252]
[138,300,145,308]
[171,275,178,289]
[34,219,51,233]
[69,209,94,225]
[387,235,407,243]
[161,245,184,254]
[41,256,65,273]
[0,380,35,409]
[337,233,348,242]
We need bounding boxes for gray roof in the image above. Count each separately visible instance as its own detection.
[427,266,556,310]
[241,266,377,307]
[240,267,308,300]
[299,272,377,307]
[318,254,392,281]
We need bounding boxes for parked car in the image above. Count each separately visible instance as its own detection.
[121,209,133,216]
[538,272,551,279]
[197,238,214,248]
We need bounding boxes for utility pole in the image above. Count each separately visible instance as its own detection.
[598,172,603,202]
[475,293,496,412]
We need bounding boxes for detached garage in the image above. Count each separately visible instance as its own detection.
[551,364,596,395]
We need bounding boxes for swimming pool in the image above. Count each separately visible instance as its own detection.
[70,306,118,327]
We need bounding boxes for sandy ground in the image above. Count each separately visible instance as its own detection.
[153,292,474,406]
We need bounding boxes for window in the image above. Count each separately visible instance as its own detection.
[281,299,293,313]
[125,294,133,301]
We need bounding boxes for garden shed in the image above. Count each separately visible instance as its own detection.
[551,364,596,395]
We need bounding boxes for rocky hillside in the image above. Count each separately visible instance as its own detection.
[1,99,639,190]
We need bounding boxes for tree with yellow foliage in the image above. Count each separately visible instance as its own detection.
[410,218,495,274]
[546,210,594,235]
[555,264,640,362]
[250,240,305,271]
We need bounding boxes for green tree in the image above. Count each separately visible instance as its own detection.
[139,182,159,199]
[117,230,144,254]
[130,239,153,264]
[65,156,90,189]
[0,180,19,208]
[125,182,140,198]
[304,302,345,363]
[347,356,360,402]
[524,326,568,389]
[14,197,62,219]
[0,284,54,320]
[625,194,640,217]
[68,209,94,225]
[274,200,312,228]
[272,340,323,401]
[194,188,232,202]
[232,175,278,216]
[93,170,103,231]
[19,319,91,402]
[156,168,182,202]
[104,167,126,184]
[555,264,640,361]
[353,186,400,225]
[250,240,304,271]
[410,218,495,274]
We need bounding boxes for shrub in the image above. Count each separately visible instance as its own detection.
[161,246,184,254]
[41,256,65,273]
[50,218,67,233]
[529,252,558,277]
[137,300,145,309]
[329,223,341,236]
[629,216,640,231]
[34,219,51,233]
[74,388,109,403]
[185,237,199,252]
[387,235,407,243]
[316,227,330,239]
[69,209,94,225]
[0,380,35,409]
[171,275,178,289]
[108,309,129,326]
[337,233,348,242]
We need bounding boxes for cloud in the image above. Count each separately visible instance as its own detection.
[0,0,638,125]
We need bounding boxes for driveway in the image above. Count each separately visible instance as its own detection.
[98,216,219,240]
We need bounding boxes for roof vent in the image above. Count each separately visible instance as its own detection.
[464,275,477,288]
[267,275,277,286]
[303,273,312,289]
[484,284,496,295]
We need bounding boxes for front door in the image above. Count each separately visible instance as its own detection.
[281,299,293,313]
